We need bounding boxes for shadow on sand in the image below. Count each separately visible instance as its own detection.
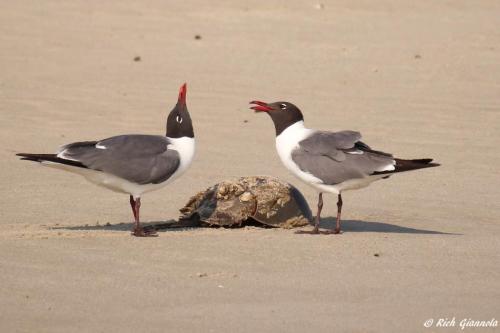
[316,217,458,235]
[51,220,193,233]
[52,217,458,235]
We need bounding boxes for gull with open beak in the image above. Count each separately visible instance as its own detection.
[250,100,439,234]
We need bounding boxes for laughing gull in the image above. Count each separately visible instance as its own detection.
[17,83,195,237]
[250,100,439,234]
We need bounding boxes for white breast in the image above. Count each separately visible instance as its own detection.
[275,121,325,188]
[166,136,195,183]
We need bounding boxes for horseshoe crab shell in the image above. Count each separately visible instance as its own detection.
[179,176,312,228]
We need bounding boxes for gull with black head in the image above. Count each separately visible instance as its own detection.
[250,100,439,234]
[17,83,195,237]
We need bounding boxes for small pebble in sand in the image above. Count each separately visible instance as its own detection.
[197,272,208,278]
[243,120,249,123]
[374,253,380,257]
[194,35,202,40]
[414,54,422,59]
[133,56,141,62]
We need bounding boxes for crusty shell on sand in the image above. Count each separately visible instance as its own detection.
[179,176,312,228]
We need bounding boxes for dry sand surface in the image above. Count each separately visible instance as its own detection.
[1,1,500,332]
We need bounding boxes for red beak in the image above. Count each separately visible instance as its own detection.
[250,100,273,112]
[178,83,187,105]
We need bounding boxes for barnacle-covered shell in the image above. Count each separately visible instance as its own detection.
[179,176,312,228]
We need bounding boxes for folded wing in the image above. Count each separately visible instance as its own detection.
[56,135,180,185]
[291,130,396,185]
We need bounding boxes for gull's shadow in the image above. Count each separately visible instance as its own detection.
[52,218,278,233]
[51,220,196,233]
[317,217,459,235]
[51,218,459,235]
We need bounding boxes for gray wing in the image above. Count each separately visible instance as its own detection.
[57,135,180,184]
[291,131,395,185]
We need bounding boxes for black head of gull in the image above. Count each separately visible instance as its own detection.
[250,101,303,136]
[167,83,194,139]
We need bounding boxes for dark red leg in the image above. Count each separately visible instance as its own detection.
[296,192,323,235]
[312,192,323,233]
[129,195,137,221]
[333,194,342,234]
[130,197,157,237]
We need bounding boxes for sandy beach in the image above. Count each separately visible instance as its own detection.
[1,1,499,332]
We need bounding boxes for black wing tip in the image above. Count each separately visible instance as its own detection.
[16,152,88,169]
[393,158,441,172]
[410,158,433,163]
[373,158,440,176]
[17,153,43,156]
[410,158,440,168]
[19,157,39,162]
[16,153,45,162]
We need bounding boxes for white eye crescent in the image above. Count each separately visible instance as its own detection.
[176,115,183,123]
[280,103,287,110]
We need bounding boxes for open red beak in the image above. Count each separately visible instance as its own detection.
[178,83,187,105]
[250,100,273,112]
